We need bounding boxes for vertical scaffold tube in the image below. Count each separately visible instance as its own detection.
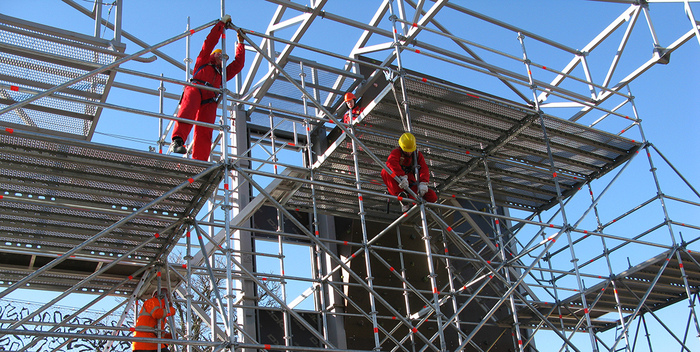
[185,18,192,81]
[627,87,700,344]
[300,61,331,342]
[388,0,412,127]
[396,227,417,352]
[349,124,381,350]
[158,75,165,153]
[417,208,447,351]
[276,207,293,349]
[674,249,700,346]
[155,266,163,352]
[482,157,523,352]
[628,87,678,248]
[93,0,102,38]
[186,230,193,352]
[440,233,463,348]
[389,1,447,349]
[218,1,239,349]
[517,32,598,352]
[545,253,569,352]
[588,183,631,352]
[270,108,292,349]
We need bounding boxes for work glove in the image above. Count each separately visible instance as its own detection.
[222,14,232,25]
[398,175,409,190]
[237,29,244,43]
[418,182,429,196]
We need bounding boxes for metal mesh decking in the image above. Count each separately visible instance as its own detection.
[0,14,123,140]
[0,129,223,296]
[279,76,641,219]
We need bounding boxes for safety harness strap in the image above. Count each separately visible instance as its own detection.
[190,64,222,105]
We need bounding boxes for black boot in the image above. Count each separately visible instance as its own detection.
[169,136,187,154]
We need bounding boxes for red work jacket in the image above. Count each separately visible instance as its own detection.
[191,21,245,97]
[385,148,430,183]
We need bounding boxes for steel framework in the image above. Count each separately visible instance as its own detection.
[0,1,699,351]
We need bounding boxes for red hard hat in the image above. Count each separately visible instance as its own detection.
[344,92,356,102]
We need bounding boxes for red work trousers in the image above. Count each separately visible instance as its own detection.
[381,169,437,203]
[172,86,219,161]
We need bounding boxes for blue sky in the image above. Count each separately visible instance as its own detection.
[3,1,697,163]
[2,1,699,351]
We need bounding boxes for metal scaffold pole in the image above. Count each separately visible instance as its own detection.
[299,60,335,346]
[627,86,700,347]
[439,232,463,348]
[396,227,418,352]
[388,0,412,129]
[518,31,600,352]
[483,156,524,352]
[217,5,239,343]
[185,230,194,352]
[349,122,382,351]
[588,182,632,352]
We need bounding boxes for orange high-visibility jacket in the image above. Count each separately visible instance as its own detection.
[132,297,175,351]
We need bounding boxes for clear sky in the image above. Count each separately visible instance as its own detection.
[2,0,697,163]
[1,1,699,351]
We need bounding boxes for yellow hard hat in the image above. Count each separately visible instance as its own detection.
[212,49,222,55]
[398,133,416,152]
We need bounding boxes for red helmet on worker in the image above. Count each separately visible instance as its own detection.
[344,92,356,102]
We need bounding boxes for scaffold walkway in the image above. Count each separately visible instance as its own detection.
[0,128,223,296]
[503,249,700,331]
[286,75,642,221]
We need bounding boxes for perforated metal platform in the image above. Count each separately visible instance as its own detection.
[279,76,641,220]
[0,129,223,296]
[0,14,123,140]
[504,249,700,331]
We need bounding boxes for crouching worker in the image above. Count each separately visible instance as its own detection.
[132,288,176,352]
[381,132,437,212]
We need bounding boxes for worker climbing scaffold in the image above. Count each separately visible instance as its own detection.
[132,288,176,352]
[169,14,245,161]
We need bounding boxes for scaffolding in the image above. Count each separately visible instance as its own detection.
[0,1,699,351]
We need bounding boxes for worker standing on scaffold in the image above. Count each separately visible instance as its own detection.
[169,15,245,161]
[132,288,176,352]
[381,132,437,212]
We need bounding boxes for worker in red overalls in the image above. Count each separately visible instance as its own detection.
[343,92,362,124]
[381,132,438,212]
[169,15,245,161]
[132,288,176,352]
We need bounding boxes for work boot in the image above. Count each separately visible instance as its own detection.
[169,136,187,154]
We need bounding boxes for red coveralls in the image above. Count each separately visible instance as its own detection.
[381,148,438,203]
[132,296,176,351]
[343,104,362,124]
[172,21,245,161]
